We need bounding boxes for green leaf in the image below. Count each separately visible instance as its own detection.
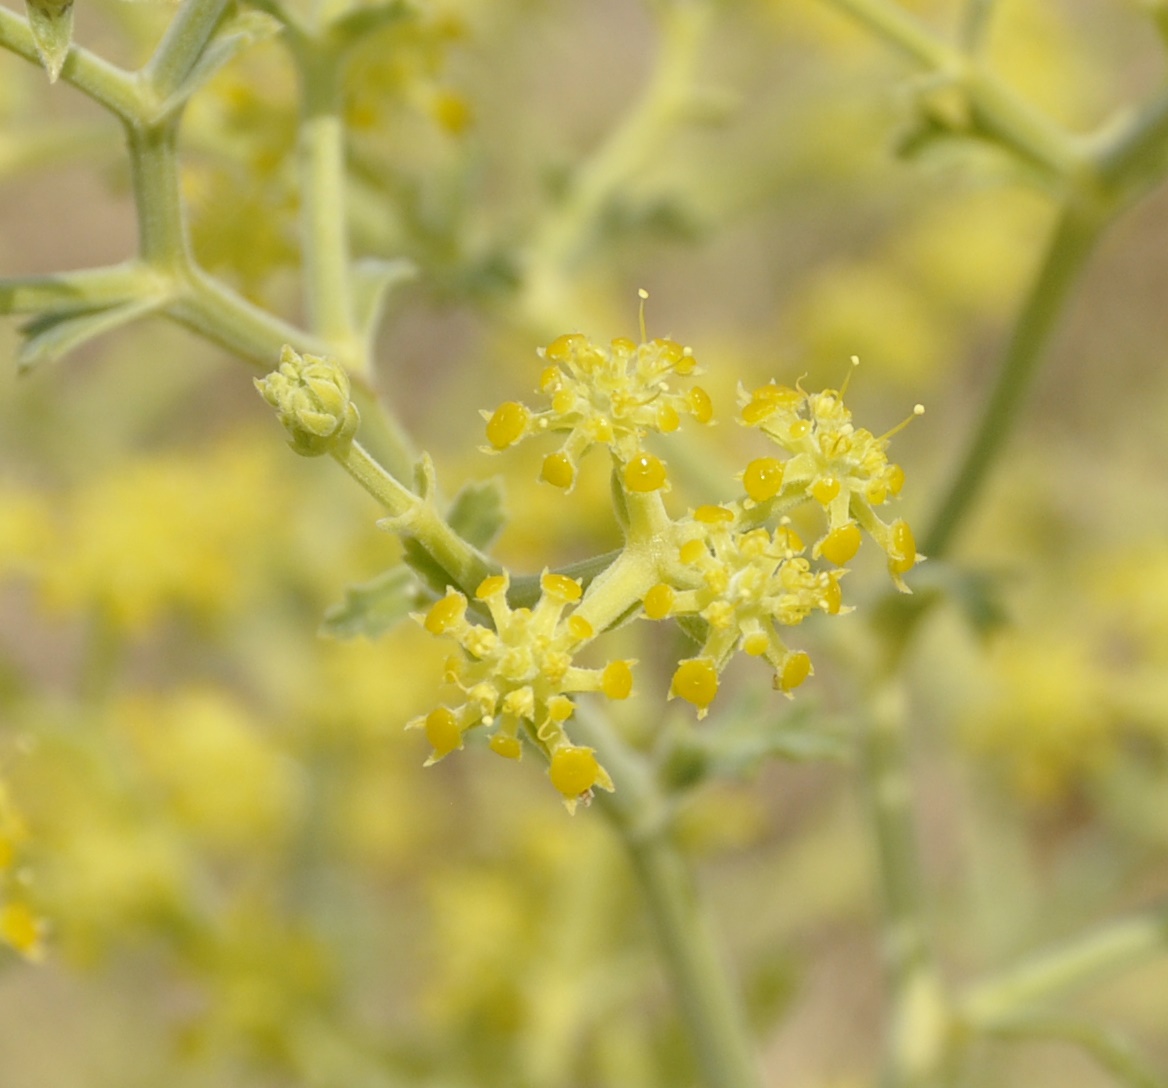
[445,478,505,550]
[18,296,164,371]
[319,565,422,639]
[660,697,851,791]
[25,0,73,83]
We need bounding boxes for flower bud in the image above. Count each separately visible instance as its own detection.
[255,345,360,458]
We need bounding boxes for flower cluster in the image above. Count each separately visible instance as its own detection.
[645,506,843,717]
[409,571,634,810]
[483,330,714,493]
[738,367,923,591]
[406,324,921,805]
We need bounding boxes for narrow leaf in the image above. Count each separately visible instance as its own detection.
[18,296,164,371]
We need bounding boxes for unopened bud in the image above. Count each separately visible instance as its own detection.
[255,345,360,458]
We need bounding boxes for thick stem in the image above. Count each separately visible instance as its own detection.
[922,201,1105,558]
[574,710,764,1088]
[173,268,330,366]
[292,36,357,353]
[127,118,191,271]
[960,902,1168,1025]
[333,441,496,593]
[863,679,950,1086]
[0,4,139,119]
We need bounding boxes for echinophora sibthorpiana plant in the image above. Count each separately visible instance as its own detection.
[256,312,923,810]
[6,0,1168,1085]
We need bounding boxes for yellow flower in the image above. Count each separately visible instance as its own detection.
[117,689,304,854]
[410,571,624,805]
[38,437,293,634]
[483,330,714,492]
[0,900,46,961]
[654,512,839,713]
[738,369,923,592]
[961,631,1113,804]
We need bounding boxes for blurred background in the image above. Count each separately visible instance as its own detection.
[1,0,1168,1084]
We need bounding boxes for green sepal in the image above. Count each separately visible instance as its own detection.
[445,478,505,550]
[319,565,423,639]
[25,0,73,83]
[18,297,164,371]
[658,696,850,792]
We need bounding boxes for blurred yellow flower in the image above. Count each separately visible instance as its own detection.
[38,438,294,634]
[117,688,305,854]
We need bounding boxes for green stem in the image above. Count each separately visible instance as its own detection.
[921,200,1105,558]
[863,678,950,1085]
[818,0,1080,180]
[819,0,952,67]
[0,4,139,120]
[127,119,191,270]
[520,0,712,331]
[1095,84,1168,198]
[960,901,1168,1025]
[977,1016,1166,1088]
[334,441,495,593]
[573,709,763,1088]
[173,269,331,365]
[573,546,658,635]
[291,34,357,355]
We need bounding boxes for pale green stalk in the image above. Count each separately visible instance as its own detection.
[0,4,139,119]
[333,440,496,593]
[289,31,358,356]
[977,1017,1166,1088]
[921,199,1105,558]
[818,0,1079,179]
[520,0,713,331]
[862,679,950,1086]
[573,707,764,1088]
[127,119,191,270]
[960,902,1168,1025]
